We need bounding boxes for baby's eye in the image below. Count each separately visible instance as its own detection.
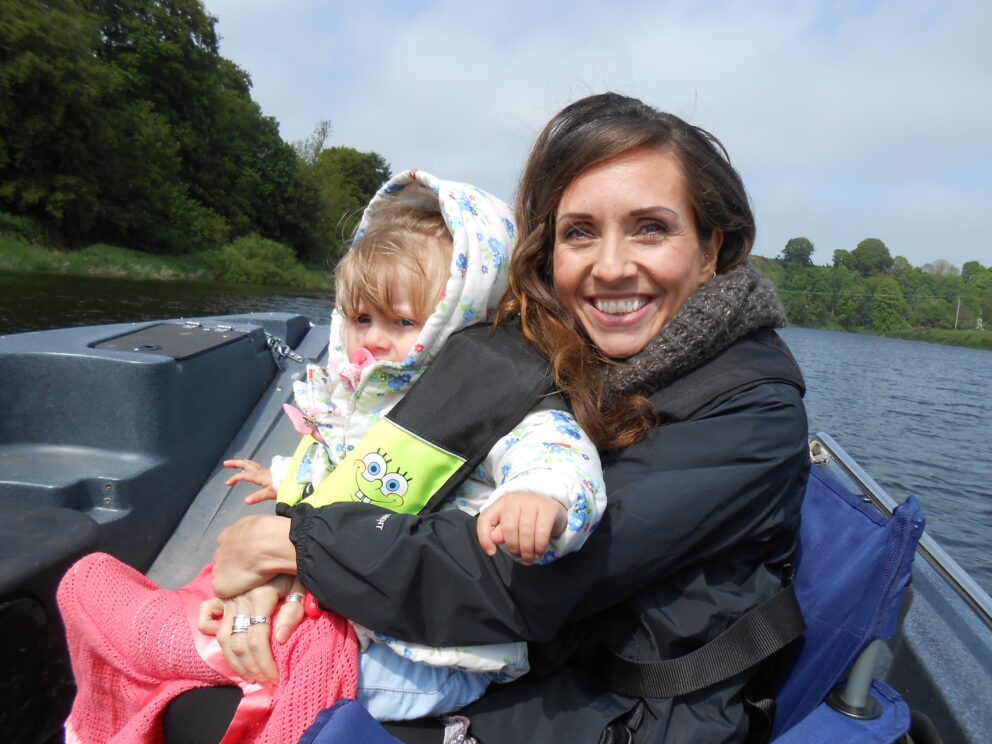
[397,318,418,328]
[354,314,372,326]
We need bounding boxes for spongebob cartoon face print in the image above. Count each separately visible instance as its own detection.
[279,417,466,516]
[354,449,411,507]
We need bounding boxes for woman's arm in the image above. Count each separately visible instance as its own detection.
[291,380,809,648]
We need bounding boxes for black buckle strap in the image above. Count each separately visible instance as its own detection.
[603,585,805,699]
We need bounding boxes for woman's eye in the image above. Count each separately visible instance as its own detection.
[640,221,669,236]
[561,224,593,242]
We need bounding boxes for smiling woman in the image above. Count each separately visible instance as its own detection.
[552,147,720,360]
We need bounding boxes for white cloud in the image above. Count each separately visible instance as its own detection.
[204,0,992,268]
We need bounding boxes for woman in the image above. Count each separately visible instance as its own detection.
[201,92,809,743]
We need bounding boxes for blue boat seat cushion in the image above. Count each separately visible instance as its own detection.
[772,465,925,737]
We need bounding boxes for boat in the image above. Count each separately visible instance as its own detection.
[1,313,990,743]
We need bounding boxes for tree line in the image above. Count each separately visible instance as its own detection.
[0,0,387,266]
[757,237,991,332]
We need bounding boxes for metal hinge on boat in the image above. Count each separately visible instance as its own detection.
[264,332,307,366]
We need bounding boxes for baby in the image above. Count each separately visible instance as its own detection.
[223,170,606,721]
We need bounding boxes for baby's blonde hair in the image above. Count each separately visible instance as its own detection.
[336,206,452,324]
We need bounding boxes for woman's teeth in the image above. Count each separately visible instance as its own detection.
[594,298,647,315]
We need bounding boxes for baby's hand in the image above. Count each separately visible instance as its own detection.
[224,459,277,504]
[477,491,567,565]
[197,596,225,635]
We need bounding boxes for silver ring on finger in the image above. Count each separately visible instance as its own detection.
[285,593,304,604]
[249,615,270,625]
[231,614,251,634]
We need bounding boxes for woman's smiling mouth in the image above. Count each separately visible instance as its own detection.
[592,297,650,315]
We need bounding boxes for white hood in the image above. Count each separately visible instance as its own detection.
[326,168,515,377]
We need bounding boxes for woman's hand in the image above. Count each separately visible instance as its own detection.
[203,575,309,684]
[214,576,285,685]
[477,491,567,565]
[212,515,296,598]
[223,459,277,505]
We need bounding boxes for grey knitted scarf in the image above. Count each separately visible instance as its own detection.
[602,263,787,404]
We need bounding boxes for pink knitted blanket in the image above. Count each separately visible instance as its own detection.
[58,552,358,743]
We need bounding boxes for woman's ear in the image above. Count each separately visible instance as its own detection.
[702,230,723,278]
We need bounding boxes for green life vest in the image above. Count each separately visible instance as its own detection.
[276,323,553,517]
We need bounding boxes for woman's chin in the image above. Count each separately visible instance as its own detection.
[588,328,657,359]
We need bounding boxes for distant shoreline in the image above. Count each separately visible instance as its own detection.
[786,324,991,351]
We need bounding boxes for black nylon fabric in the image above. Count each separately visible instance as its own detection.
[385,322,553,513]
[291,329,810,743]
[602,584,803,699]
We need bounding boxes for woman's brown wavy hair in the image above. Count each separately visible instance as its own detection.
[496,93,756,450]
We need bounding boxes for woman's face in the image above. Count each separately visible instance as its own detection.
[552,147,721,359]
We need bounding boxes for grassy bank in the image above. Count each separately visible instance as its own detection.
[0,234,332,290]
[876,328,992,351]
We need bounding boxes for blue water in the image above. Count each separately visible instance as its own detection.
[780,327,992,593]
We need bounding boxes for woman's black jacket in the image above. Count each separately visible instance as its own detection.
[290,328,810,743]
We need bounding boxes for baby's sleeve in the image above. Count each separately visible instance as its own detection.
[480,408,605,562]
[269,455,291,492]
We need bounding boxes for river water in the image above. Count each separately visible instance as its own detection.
[2,272,990,593]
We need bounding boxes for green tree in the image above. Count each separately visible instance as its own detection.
[892,255,913,273]
[847,238,894,277]
[870,277,912,331]
[834,269,870,328]
[1,0,323,257]
[962,261,986,283]
[833,249,851,270]
[0,0,111,237]
[310,146,391,262]
[780,237,814,267]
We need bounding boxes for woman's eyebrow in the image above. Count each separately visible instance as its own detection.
[630,206,679,219]
[555,211,594,225]
[557,206,681,225]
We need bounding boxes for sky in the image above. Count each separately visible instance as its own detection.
[202,0,991,269]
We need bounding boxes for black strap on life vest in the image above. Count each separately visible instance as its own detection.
[602,583,805,700]
[385,321,555,515]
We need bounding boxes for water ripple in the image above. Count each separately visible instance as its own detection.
[781,327,992,592]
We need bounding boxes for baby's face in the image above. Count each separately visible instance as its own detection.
[345,294,423,363]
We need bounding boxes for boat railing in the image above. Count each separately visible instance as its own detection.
[811,432,992,631]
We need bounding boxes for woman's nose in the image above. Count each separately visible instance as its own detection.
[591,233,633,283]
